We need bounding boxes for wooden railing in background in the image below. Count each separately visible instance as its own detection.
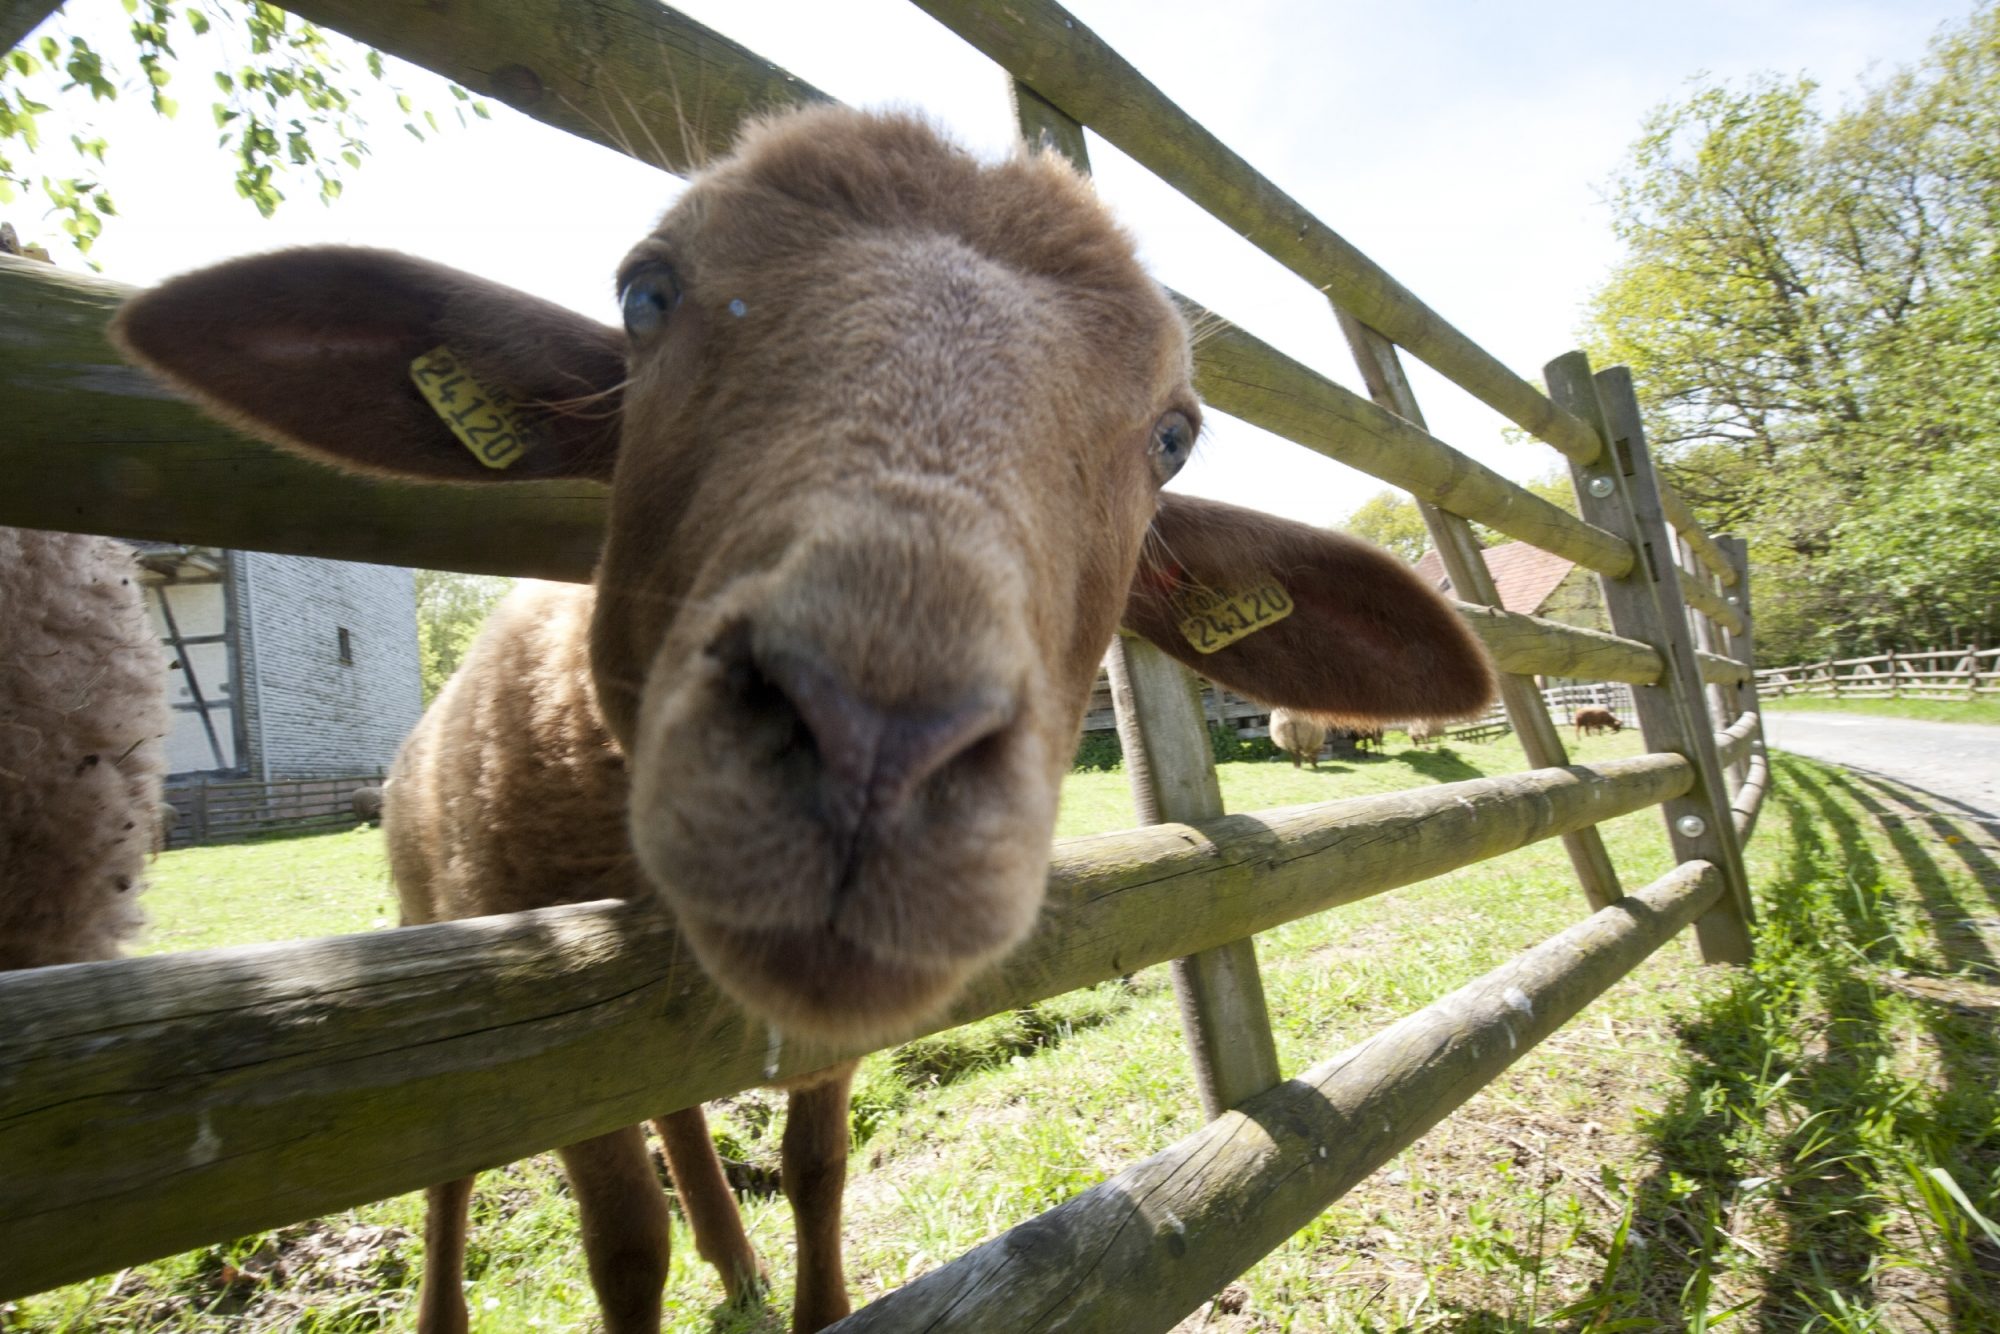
[1758,646,1998,701]
[162,772,385,847]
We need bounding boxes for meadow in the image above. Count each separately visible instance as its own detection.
[11,728,1998,1333]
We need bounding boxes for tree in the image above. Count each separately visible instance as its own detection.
[1339,471,1579,562]
[413,570,511,705]
[1586,4,2000,662]
[1,0,482,256]
[1339,488,1429,562]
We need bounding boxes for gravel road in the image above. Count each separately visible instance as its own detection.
[1759,711,2000,828]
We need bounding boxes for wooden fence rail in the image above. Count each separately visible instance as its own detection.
[2,274,1636,584]
[164,773,384,846]
[1,755,1700,1298]
[0,0,1779,1324]
[827,861,1723,1332]
[1756,647,1998,700]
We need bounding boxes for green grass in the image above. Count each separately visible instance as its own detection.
[136,827,399,954]
[13,730,1999,1333]
[1761,694,2000,726]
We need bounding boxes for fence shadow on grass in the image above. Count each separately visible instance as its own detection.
[1609,755,2000,1331]
[1387,747,1487,785]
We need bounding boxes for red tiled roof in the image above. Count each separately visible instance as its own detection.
[1413,542,1576,615]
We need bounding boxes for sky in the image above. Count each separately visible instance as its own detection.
[8,0,1979,529]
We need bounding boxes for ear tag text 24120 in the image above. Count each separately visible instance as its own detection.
[410,345,532,470]
[1173,578,1295,654]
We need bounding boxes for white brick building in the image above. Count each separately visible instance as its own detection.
[137,546,422,781]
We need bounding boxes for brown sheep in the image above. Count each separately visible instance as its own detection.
[1405,719,1440,748]
[1573,706,1624,739]
[113,106,1495,1333]
[4,221,168,968]
[350,784,384,825]
[1269,707,1328,770]
[0,528,168,969]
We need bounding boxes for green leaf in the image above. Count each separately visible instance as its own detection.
[1928,1168,2000,1256]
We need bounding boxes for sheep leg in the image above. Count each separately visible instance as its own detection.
[559,1125,673,1334]
[783,1069,855,1333]
[653,1105,768,1304]
[414,1175,476,1334]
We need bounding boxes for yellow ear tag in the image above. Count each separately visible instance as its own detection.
[1173,578,1295,654]
[409,345,532,470]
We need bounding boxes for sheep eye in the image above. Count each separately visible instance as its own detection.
[619,264,681,339]
[1149,411,1194,485]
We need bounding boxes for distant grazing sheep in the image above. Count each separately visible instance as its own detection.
[114,107,1496,1333]
[1406,719,1440,748]
[1573,706,1624,740]
[1347,726,1386,753]
[1269,708,1329,770]
[0,528,168,969]
[351,784,384,825]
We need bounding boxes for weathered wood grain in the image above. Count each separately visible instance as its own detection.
[908,0,1605,468]
[1182,299,1632,576]
[287,0,828,173]
[1340,311,1624,909]
[0,0,57,56]
[825,860,1723,1333]
[1120,638,1279,1114]
[1697,651,1752,687]
[1019,91,1280,1117]
[1453,597,1661,687]
[1715,711,1759,769]
[0,256,608,579]
[1678,566,1747,637]
[1545,355,1757,963]
[1732,751,1770,844]
[5,245,1631,589]
[0,755,1693,1298]
[1717,536,1764,794]
[1661,482,1738,587]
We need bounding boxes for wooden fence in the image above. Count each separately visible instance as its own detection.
[163,772,386,847]
[1757,646,1998,701]
[0,0,1769,1325]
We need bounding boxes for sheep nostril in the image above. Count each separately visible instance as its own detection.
[751,646,1012,822]
[869,695,1013,812]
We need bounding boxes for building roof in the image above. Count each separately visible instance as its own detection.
[1413,542,1577,615]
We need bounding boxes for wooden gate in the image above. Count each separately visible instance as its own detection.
[0,1,1769,1326]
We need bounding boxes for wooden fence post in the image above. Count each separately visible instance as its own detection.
[0,0,60,60]
[1011,79,1280,1116]
[1543,355,1756,963]
[1338,313,1624,909]
[1888,650,1901,700]
[1716,536,1760,792]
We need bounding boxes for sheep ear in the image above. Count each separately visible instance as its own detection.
[111,247,625,483]
[1123,493,1494,722]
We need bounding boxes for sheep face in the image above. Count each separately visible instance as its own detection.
[112,107,1494,1045]
[593,112,1191,1037]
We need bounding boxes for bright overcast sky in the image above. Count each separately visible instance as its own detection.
[12,0,1975,528]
